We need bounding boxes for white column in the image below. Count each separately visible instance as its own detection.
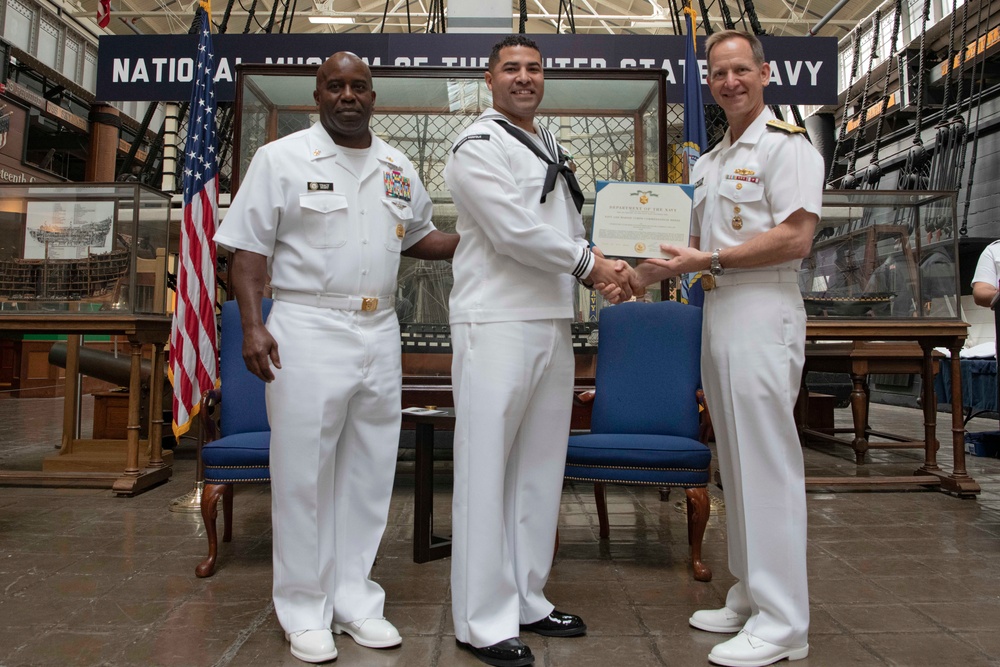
[161,103,180,192]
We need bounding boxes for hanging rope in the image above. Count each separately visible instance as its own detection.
[928,0,965,198]
[861,0,902,190]
[952,0,970,119]
[717,0,736,30]
[743,0,764,34]
[278,0,293,33]
[698,0,713,34]
[241,0,260,34]
[218,0,236,33]
[556,0,576,33]
[844,10,880,188]
[949,0,972,201]
[263,0,281,33]
[827,26,861,186]
[959,0,992,236]
[898,0,932,191]
[426,0,445,32]
[519,0,528,33]
[379,0,390,33]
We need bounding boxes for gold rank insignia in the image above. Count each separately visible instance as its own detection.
[635,242,646,253]
[313,149,321,156]
[734,168,755,175]
[766,119,807,134]
[732,215,743,230]
[396,223,405,239]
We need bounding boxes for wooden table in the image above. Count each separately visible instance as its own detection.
[802,320,979,497]
[402,407,455,563]
[0,314,173,496]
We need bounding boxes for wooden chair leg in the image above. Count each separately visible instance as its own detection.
[685,487,712,582]
[594,482,610,539]
[196,483,227,578]
[222,484,234,543]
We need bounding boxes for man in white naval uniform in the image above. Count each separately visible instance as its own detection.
[633,30,823,667]
[972,240,1000,308]
[215,52,458,664]
[444,35,635,667]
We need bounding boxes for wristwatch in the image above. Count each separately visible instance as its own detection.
[710,249,724,276]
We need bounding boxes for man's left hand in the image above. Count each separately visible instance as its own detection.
[641,244,711,278]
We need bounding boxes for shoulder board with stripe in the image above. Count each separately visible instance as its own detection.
[766,119,807,135]
[452,133,491,154]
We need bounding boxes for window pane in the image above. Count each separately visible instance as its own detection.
[37,16,58,68]
[3,0,33,51]
[62,38,79,80]
[82,48,97,92]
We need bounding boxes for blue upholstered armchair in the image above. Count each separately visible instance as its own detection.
[196,298,272,578]
[565,300,713,582]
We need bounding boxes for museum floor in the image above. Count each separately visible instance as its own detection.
[0,397,999,667]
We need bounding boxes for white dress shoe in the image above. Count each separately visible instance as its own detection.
[708,630,808,667]
[333,617,402,648]
[285,629,338,663]
[689,607,750,633]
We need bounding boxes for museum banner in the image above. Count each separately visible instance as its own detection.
[96,33,838,105]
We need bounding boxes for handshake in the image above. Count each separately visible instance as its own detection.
[588,254,641,304]
[588,243,703,304]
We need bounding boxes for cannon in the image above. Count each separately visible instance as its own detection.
[48,342,172,441]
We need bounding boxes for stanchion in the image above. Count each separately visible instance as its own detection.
[170,480,206,513]
[169,407,208,513]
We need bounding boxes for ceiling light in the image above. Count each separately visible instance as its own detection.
[308,16,355,24]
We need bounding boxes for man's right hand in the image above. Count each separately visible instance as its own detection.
[589,255,634,302]
[242,323,281,382]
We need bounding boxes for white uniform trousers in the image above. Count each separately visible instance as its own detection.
[450,319,574,647]
[265,300,402,633]
[701,282,809,648]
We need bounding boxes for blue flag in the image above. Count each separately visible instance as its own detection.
[681,3,707,181]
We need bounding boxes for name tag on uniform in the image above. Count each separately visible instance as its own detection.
[383,170,412,201]
[308,182,334,191]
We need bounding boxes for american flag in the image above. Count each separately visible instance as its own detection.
[170,6,219,438]
[97,0,110,28]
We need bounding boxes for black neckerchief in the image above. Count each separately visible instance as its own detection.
[491,119,585,214]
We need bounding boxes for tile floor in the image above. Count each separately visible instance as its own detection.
[0,396,999,666]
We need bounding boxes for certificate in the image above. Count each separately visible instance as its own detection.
[591,181,693,259]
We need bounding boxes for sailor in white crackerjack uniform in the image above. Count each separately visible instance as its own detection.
[444,35,634,667]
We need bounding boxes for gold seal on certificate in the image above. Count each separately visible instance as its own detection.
[591,181,694,259]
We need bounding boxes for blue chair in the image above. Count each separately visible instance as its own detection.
[565,300,713,582]
[196,298,272,578]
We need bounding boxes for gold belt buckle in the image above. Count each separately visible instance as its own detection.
[702,274,716,291]
[361,297,379,312]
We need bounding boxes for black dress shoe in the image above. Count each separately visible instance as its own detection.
[520,610,587,637]
[456,637,534,667]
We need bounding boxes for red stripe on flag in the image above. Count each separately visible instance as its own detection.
[97,0,111,28]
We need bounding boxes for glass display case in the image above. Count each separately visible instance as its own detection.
[0,183,173,315]
[232,64,671,324]
[800,190,961,320]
